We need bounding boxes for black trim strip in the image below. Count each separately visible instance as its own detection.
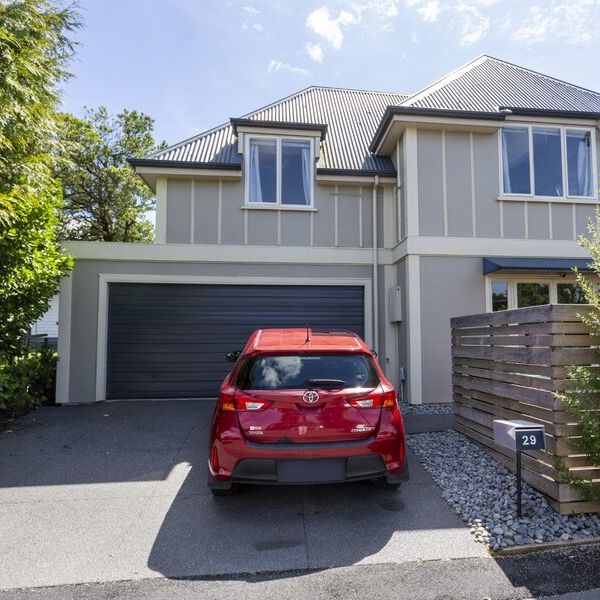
[246,436,375,450]
[370,105,505,153]
[317,168,397,178]
[128,158,242,171]
[499,107,600,119]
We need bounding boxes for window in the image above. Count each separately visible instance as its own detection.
[491,281,509,311]
[502,128,530,194]
[533,128,562,196]
[501,126,595,199]
[566,130,593,197]
[236,354,379,390]
[488,277,595,311]
[557,282,587,304]
[517,282,549,308]
[247,137,312,206]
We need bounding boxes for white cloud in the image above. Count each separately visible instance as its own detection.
[417,1,440,22]
[303,1,401,58]
[306,6,359,50]
[452,3,489,45]
[306,41,324,63]
[404,0,491,45]
[242,5,260,14]
[241,22,264,31]
[512,1,600,46]
[267,60,308,76]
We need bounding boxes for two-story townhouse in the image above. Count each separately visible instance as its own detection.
[56,55,600,406]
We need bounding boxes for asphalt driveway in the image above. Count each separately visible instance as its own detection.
[0,400,486,590]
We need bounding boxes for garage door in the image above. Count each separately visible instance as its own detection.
[106,283,365,400]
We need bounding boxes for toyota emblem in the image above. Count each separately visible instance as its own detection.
[303,390,319,404]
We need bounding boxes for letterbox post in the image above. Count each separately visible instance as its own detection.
[516,449,522,517]
[493,419,545,518]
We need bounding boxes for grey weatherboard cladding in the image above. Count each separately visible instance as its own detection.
[146,87,408,174]
[106,283,365,399]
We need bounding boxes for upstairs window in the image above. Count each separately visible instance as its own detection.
[247,137,313,206]
[501,126,595,199]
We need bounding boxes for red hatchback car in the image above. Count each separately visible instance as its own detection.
[207,328,409,495]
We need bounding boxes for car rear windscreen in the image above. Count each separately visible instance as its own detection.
[235,354,380,390]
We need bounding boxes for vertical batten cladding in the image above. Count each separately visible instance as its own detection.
[416,127,600,241]
[163,177,374,249]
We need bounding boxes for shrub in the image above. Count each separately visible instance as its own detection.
[0,345,57,418]
[554,220,600,505]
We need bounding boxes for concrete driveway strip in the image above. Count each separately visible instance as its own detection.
[2,545,600,600]
[0,400,484,590]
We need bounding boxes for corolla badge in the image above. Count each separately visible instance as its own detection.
[303,390,319,404]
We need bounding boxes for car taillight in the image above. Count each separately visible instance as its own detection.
[348,390,397,408]
[218,389,271,412]
[219,388,236,412]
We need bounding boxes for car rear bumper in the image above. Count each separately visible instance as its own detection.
[208,453,409,489]
[208,407,408,489]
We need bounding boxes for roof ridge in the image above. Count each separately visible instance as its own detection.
[243,86,409,120]
[400,54,600,111]
[479,54,600,99]
[298,85,409,96]
[148,86,410,159]
[399,55,488,107]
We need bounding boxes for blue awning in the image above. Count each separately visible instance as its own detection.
[483,257,592,275]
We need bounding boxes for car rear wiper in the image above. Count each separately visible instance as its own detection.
[305,379,346,388]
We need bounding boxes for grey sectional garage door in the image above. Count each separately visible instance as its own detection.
[106,283,364,400]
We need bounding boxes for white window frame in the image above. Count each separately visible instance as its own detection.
[244,134,315,208]
[499,125,598,202]
[485,274,594,312]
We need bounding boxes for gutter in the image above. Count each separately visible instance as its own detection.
[128,158,242,171]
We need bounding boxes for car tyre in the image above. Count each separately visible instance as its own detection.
[374,477,401,490]
[210,484,238,497]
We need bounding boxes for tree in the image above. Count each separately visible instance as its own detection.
[554,219,600,504]
[0,0,77,354]
[55,107,165,242]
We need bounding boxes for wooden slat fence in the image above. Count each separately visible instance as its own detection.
[451,304,599,515]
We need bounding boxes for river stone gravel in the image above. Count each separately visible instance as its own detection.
[399,402,453,415]
[407,430,600,551]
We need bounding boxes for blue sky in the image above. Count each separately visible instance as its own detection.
[61,0,600,147]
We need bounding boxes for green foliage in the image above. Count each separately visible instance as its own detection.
[0,169,73,354]
[0,1,78,414]
[55,107,165,242]
[0,345,58,417]
[554,219,600,505]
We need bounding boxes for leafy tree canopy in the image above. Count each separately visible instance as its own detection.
[0,0,77,354]
[55,107,165,242]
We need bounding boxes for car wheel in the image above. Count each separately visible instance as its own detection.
[210,484,238,497]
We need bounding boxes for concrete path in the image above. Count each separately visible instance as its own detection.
[2,545,600,600]
[0,400,485,590]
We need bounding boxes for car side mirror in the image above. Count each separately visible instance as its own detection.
[225,350,241,363]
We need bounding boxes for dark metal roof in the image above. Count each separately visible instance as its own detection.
[147,87,408,174]
[230,118,328,139]
[483,257,592,275]
[402,55,600,113]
